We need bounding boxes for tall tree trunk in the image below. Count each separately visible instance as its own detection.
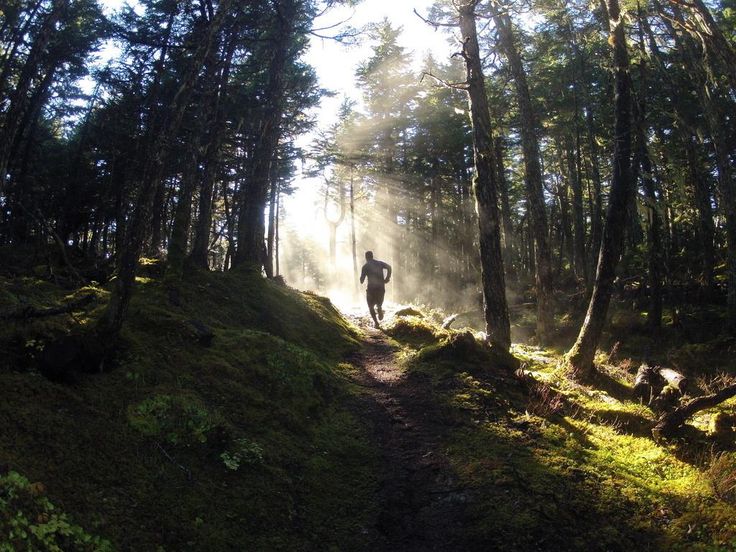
[458,1,511,351]
[566,0,634,377]
[632,24,663,329]
[495,136,515,276]
[566,133,587,284]
[190,36,236,270]
[233,1,293,270]
[99,1,231,338]
[660,0,736,323]
[685,0,736,94]
[555,149,575,272]
[493,11,553,341]
[167,146,199,279]
[275,188,281,277]
[685,135,715,288]
[350,165,358,297]
[641,6,708,291]
[265,174,279,279]
[585,107,603,277]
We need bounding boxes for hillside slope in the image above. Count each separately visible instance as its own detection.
[0,261,377,551]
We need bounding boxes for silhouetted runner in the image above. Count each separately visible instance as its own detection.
[360,251,392,328]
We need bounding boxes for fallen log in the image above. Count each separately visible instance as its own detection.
[659,367,688,393]
[653,383,736,438]
[0,294,97,321]
[632,363,687,405]
[633,363,660,402]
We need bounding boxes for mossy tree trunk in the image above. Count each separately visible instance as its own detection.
[458,0,511,352]
[565,0,634,378]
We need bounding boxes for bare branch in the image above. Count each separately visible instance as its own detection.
[420,70,469,90]
[310,10,357,34]
[653,383,736,438]
[413,8,455,28]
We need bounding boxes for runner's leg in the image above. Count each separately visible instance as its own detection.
[367,289,379,327]
[376,288,385,320]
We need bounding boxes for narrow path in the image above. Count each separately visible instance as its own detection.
[345,312,470,551]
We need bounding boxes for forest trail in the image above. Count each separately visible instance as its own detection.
[345,311,470,551]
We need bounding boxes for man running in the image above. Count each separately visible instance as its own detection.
[359,251,392,328]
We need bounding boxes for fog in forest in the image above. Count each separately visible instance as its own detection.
[276,51,488,325]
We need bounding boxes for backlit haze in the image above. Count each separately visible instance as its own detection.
[282,0,457,312]
[97,0,463,315]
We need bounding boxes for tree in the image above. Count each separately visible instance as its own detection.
[100,0,234,337]
[492,8,554,341]
[457,0,511,351]
[565,0,634,377]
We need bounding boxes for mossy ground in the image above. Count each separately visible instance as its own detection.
[3,250,736,551]
[0,260,377,551]
[382,309,736,551]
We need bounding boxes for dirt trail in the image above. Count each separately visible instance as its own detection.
[345,311,470,551]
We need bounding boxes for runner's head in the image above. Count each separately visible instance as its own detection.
[365,250,373,261]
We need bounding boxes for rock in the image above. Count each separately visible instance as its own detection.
[188,319,214,347]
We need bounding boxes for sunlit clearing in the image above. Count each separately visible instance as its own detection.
[280,159,486,326]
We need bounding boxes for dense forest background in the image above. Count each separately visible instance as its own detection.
[2,0,736,349]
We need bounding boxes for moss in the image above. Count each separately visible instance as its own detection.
[0,266,378,551]
[402,326,736,551]
[384,316,439,348]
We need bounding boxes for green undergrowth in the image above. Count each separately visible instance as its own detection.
[386,308,736,551]
[0,262,378,551]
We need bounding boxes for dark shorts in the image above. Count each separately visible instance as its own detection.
[366,286,385,307]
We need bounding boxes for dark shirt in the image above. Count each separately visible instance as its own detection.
[360,259,391,290]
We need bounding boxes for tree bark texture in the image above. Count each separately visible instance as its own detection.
[493,12,553,341]
[566,0,634,377]
[233,0,293,270]
[459,2,511,351]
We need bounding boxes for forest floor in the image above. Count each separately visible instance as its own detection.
[2,251,736,551]
[345,311,469,551]
[343,303,736,551]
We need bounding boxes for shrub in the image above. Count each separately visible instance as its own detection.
[128,394,222,447]
[0,471,111,552]
[707,452,736,504]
